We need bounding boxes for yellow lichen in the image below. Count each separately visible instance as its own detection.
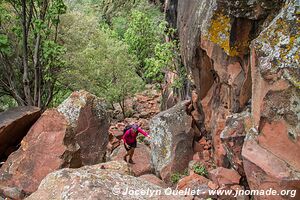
[207,12,231,55]
[207,12,250,57]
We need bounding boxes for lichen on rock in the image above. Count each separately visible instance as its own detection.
[252,0,300,88]
[150,101,193,182]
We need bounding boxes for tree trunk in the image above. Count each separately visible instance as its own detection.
[119,98,126,119]
[33,34,41,106]
[21,0,32,106]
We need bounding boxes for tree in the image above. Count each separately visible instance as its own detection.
[60,11,144,118]
[124,10,161,79]
[0,0,66,108]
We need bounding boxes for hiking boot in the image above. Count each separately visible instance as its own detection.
[128,159,135,164]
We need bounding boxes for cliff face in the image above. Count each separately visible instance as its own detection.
[167,0,300,196]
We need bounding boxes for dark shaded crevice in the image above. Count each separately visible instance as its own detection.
[0,107,41,163]
[194,47,215,100]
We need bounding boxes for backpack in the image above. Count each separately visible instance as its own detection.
[123,125,133,134]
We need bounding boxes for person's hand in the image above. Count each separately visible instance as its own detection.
[147,135,152,139]
[124,143,129,148]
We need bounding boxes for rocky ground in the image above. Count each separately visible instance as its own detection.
[0,86,254,200]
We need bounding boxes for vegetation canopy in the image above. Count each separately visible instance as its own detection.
[0,0,184,112]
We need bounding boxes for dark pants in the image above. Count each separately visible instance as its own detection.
[124,141,137,151]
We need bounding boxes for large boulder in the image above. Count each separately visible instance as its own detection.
[57,90,109,165]
[0,106,40,160]
[150,101,194,182]
[26,161,183,200]
[0,90,109,195]
[241,1,300,199]
[110,144,152,176]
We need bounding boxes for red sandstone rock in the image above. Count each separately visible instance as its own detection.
[26,161,183,200]
[203,150,211,162]
[0,91,109,195]
[111,144,152,176]
[242,138,300,200]
[0,106,41,160]
[208,181,219,190]
[177,173,209,189]
[209,167,241,186]
[0,109,68,194]
[177,173,210,199]
[240,2,300,198]
[139,174,167,188]
[192,152,201,161]
[258,120,300,170]
[172,1,299,200]
[193,141,204,152]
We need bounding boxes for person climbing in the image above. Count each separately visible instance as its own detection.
[122,124,151,164]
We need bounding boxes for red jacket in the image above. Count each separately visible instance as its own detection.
[123,127,149,144]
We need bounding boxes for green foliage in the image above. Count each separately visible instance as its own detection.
[170,172,182,184]
[171,65,187,90]
[0,34,10,55]
[124,11,158,62]
[145,38,178,83]
[0,95,17,111]
[123,10,166,79]
[137,135,145,143]
[47,0,67,21]
[60,12,144,112]
[1,0,181,109]
[0,0,67,107]
[170,169,189,184]
[119,7,183,86]
[48,85,72,108]
[193,163,208,177]
[64,0,181,88]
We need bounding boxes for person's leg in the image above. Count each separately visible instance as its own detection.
[124,144,130,162]
[124,153,128,162]
[128,148,135,164]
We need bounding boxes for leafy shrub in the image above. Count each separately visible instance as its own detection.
[193,163,208,177]
[137,135,145,143]
[170,168,189,184]
[170,172,182,184]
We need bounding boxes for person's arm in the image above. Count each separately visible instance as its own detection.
[137,127,150,137]
[123,129,130,143]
